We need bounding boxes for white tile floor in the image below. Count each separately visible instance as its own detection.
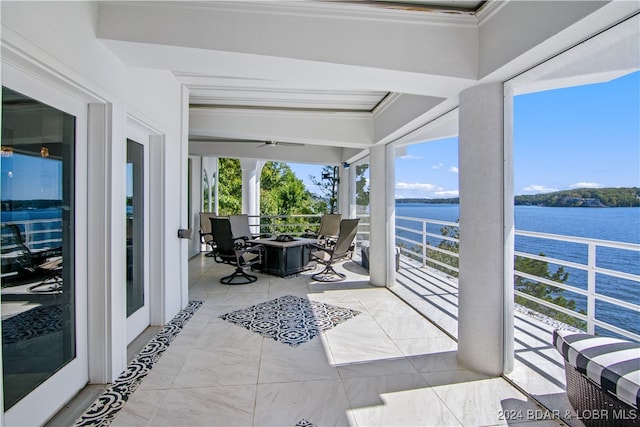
[110,254,561,426]
[393,262,583,427]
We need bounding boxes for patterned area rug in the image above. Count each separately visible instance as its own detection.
[219,295,361,347]
[73,300,203,427]
[2,304,63,344]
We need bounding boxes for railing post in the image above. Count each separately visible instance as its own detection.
[587,242,596,334]
[422,220,427,267]
[25,222,33,249]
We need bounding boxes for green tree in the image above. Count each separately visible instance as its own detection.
[217,158,242,215]
[309,165,339,213]
[356,164,370,208]
[514,255,586,329]
[417,220,585,329]
[260,161,326,234]
[425,221,459,276]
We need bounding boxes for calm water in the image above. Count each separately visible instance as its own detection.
[396,203,640,336]
[4,206,639,335]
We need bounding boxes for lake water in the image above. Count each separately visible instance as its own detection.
[4,206,639,335]
[396,203,640,336]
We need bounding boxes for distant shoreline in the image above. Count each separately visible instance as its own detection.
[396,187,640,208]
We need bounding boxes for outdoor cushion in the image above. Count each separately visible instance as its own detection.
[553,329,640,409]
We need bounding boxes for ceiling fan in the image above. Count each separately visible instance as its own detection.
[257,140,302,148]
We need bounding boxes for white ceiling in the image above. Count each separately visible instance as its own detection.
[95,0,638,164]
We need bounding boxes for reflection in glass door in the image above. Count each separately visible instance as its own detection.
[1,87,76,410]
[126,139,144,318]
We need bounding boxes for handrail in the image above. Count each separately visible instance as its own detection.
[1,218,63,252]
[395,215,640,341]
[6,213,637,341]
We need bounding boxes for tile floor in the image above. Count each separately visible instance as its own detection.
[107,254,561,426]
[392,261,583,427]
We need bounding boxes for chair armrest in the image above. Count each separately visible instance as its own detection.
[200,231,214,244]
[310,243,332,254]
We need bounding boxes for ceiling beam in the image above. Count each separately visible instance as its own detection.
[97,1,479,80]
[190,107,374,148]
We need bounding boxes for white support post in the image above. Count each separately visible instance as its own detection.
[386,144,396,286]
[338,163,352,217]
[457,82,515,376]
[369,144,389,287]
[348,165,357,219]
[213,157,219,215]
[240,159,264,231]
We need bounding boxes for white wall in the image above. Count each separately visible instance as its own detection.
[189,155,203,258]
[2,0,187,384]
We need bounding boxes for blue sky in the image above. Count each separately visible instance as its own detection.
[3,72,637,201]
[291,70,640,199]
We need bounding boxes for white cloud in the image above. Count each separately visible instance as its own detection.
[396,182,442,191]
[570,182,602,189]
[448,166,459,173]
[432,163,444,170]
[522,184,559,194]
[395,182,458,199]
[434,190,459,197]
[399,154,423,160]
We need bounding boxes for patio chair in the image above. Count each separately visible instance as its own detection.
[228,214,260,243]
[304,213,341,247]
[210,218,264,285]
[199,212,218,257]
[1,223,63,291]
[310,218,360,282]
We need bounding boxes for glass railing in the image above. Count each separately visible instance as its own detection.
[396,215,640,342]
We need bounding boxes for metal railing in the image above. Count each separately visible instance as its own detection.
[8,213,638,341]
[1,218,63,252]
[248,214,321,237]
[248,214,372,247]
[395,215,640,342]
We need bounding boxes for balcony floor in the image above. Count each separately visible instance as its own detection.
[392,259,583,427]
[99,253,565,426]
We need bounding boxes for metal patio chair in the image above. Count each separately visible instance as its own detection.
[304,213,342,248]
[210,217,264,285]
[310,218,359,282]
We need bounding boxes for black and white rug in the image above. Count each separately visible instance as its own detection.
[219,295,361,347]
[2,304,63,345]
[73,300,203,427]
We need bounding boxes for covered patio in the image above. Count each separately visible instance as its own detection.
[2,1,638,425]
[72,253,565,427]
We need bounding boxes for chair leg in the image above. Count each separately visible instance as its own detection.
[220,267,258,285]
[311,264,346,282]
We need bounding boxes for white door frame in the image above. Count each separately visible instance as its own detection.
[1,60,89,427]
[125,119,152,344]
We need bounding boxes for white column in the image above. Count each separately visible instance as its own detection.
[338,163,351,217]
[87,102,127,382]
[348,165,357,219]
[240,159,264,231]
[386,144,396,285]
[201,156,218,214]
[457,82,515,375]
[213,157,219,215]
[369,144,393,287]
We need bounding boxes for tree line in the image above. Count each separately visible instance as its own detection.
[203,159,370,233]
[514,187,639,207]
[396,187,639,207]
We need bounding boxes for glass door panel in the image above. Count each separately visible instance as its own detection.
[1,87,76,410]
[126,139,144,317]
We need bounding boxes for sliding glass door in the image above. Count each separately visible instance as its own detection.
[126,138,149,342]
[1,85,87,424]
